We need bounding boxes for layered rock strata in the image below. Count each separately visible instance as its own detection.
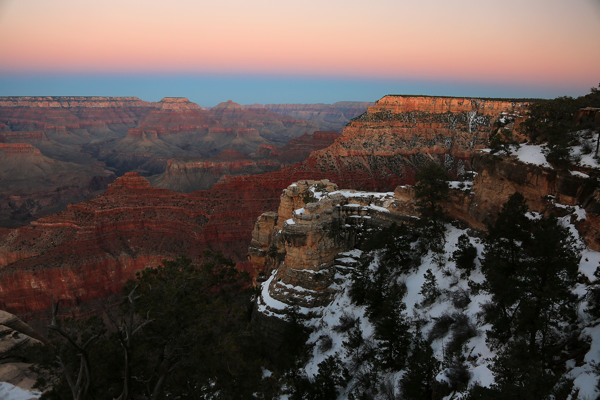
[253,102,374,132]
[0,96,345,226]
[0,144,115,227]
[252,151,599,318]
[302,95,529,190]
[150,131,340,192]
[251,180,407,315]
[0,173,211,317]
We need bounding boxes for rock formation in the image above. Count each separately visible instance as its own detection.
[252,102,374,132]
[149,131,339,192]
[10,94,595,323]
[0,96,353,226]
[250,180,407,314]
[0,310,43,394]
[0,144,114,227]
[251,152,599,317]
[0,173,210,317]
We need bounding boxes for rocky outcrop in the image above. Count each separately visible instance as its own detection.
[251,180,405,314]
[302,95,528,189]
[149,131,339,193]
[467,152,600,249]
[0,310,43,394]
[150,157,281,192]
[251,153,599,321]
[273,131,339,163]
[154,97,204,111]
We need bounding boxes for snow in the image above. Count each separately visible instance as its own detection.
[569,324,600,399]
[257,271,288,313]
[513,144,552,168]
[267,191,600,398]
[294,208,305,215]
[340,249,363,258]
[554,202,588,222]
[0,382,41,400]
[329,190,395,199]
[570,131,600,169]
[285,218,295,225]
[448,181,473,191]
[570,170,590,178]
[579,249,600,281]
[336,257,359,264]
[368,203,390,213]
[275,280,319,294]
[262,369,273,378]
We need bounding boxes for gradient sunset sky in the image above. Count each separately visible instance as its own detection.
[1,0,599,106]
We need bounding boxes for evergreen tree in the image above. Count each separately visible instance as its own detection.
[38,252,263,400]
[482,194,580,398]
[482,193,531,342]
[490,339,557,400]
[419,268,441,306]
[400,331,440,400]
[373,292,411,370]
[587,266,600,320]
[414,162,451,220]
[490,128,519,155]
[452,233,477,277]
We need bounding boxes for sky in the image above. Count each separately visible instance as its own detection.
[0,0,599,106]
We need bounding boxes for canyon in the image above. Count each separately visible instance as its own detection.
[0,97,364,227]
[2,94,599,325]
[251,151,600,316]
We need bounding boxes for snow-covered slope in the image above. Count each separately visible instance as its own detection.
[264,210,600,399]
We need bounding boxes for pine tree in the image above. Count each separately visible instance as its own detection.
[482,193,531,342]
[452,233,477,277]
[482,194,580,397]
[414,162,451,220]
[400,330,440,400]
[587,266,600,320]
[419,268,441,306]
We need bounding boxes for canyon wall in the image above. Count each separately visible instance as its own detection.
[0,97,352,226]
[251,156,599,320]
[0,95,543,320]
[254,101,374,132]
[0,173,211,317]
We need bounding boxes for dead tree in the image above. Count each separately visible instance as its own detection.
[48,297,99,400]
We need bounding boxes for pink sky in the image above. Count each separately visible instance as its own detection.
[0,0,599,100]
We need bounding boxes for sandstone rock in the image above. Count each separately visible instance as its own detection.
[0,310,43,394]
[252,180,405,315]
[466,152,599,249]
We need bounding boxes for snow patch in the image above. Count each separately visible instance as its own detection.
[513,144,552,168]
[0,382,41,400]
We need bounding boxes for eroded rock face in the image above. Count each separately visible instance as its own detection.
[0,144,115,227]
[304,95,528,189]
[252,180,405,314]
[466,152,600,249]
[0,97,344,226]
[0,173,211,317]
[149,131,339,193]
[0,310,43,393]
